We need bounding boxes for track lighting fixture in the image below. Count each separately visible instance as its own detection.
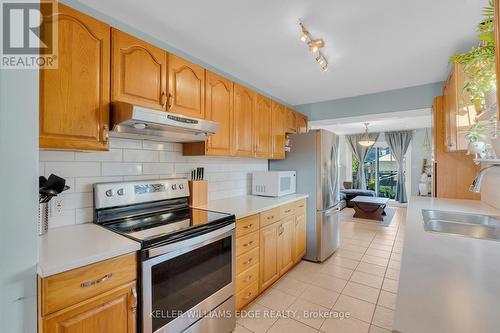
[298,20,329,72]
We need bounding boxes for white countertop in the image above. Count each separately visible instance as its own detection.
[394,196,500,333]
[38,223,140,278]
[195,193,309,219]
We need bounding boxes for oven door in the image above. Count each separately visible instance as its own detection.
[142,224,235,333]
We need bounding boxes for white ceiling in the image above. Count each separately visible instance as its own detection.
[77,0,484,105]
[310,109,432,134]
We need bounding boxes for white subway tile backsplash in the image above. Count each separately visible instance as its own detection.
[101,162,142,176]
[75,176,123,192]
[40,150,75,161]
[75,149,122,161]
[143,162,174,175]
[124,149,159,162]
[41,137,267,228]
[142,140,176,151]
[75,207,93,224]
[110,137,142,149]
[45,162,101,177]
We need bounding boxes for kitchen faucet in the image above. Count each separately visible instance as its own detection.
[470,164,500,193]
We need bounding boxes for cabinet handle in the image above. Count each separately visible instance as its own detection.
[243,258,253,265]
[278,225,284,235]
[80,273,112,288]
[267,215,274,220]
[243,240,254,247]
[284,209,292,213]
[243,223,253,229]
[299,205,304,208]
[102,124,109,145]
[244,275,253,283]
[130,287,137,313]
[161,91,167,109]
[243,292,253,300]
[167,93,173,110]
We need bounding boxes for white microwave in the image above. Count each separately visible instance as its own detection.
[252,171,296,197]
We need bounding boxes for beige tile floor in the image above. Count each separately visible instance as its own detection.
[235,207,406,333]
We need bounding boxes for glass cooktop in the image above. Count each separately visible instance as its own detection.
[102,207,234,247]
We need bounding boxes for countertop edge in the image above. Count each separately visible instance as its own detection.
[37,244,141,278]
[195,194,309,219]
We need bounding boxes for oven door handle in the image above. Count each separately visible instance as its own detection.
[146,222,235,259]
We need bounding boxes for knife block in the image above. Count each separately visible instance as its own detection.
[188,180,208,206]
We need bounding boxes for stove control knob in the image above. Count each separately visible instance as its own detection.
[171,184,177,190]
[179,183,184,190]
[117,188,124,196]
[105,189,114,197]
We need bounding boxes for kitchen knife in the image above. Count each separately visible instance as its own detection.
[200,167,204,180]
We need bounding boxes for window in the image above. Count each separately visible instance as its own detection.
[352,147,398,199]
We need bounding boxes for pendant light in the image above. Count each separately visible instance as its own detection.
[358,123,375,147]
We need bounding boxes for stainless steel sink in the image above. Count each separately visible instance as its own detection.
[422,209,500,242]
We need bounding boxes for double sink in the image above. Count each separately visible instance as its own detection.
[422,209,500,242]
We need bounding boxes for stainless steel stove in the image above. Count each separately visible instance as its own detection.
[94,178,236,333]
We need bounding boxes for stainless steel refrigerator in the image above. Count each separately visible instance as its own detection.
[270,129,340,262]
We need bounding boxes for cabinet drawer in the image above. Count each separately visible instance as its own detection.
[295,199,306,214]
[236,231,259,256]
[236,247,259,274]
[40,253,137,316]
[260,207,280,228]
[236,264,259,293]
[279,202,295,219]
[236,214,260,238]
[236,281,259,310]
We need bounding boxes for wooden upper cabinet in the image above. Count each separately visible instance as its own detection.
[168,54,205,118]
[40,3,110,151]
[205,71,233,155]
[443,63,478,152]
[285,108,297,133]
[233,84,255,157]
[271,102,286,160]
[111,29,167,110]
[296,113,308,134]
[254,95,273,158]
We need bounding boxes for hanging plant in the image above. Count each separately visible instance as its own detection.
[450,0,496,108]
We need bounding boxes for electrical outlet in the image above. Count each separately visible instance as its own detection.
[53,198,63,213]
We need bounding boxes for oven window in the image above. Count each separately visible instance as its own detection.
[151,236,232,331]
[280,176,291,192]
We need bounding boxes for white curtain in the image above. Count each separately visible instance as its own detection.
[345,133,379,190]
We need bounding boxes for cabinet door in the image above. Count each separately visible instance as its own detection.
[233,84,255,157]
[205,71,233,155]
[278,217,295,275]
[444,70,458,151]
[112,29,167,110]
[254,95,273,158]
[42,282,137,333]
[271,102,286,160]
[293,213,307,262]
[168,54,205,118]
[259,223,280,290]
[40,4,110,151]
[285,108,297,133]
[296,114,308,134]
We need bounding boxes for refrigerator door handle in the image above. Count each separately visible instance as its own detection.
[322,205,340,216]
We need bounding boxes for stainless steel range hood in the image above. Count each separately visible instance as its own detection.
[110,102,218,142]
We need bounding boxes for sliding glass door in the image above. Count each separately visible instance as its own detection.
[352,147,398,199]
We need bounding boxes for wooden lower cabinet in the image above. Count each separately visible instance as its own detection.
[38,253,138,333]
[41,282,137,333]
[278,216,295,275]
[259,223,280,291]
[236,199,307,310]
[293,211,307,263]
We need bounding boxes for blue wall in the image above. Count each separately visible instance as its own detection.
[295,82,444,120]
[59,0,292,107]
